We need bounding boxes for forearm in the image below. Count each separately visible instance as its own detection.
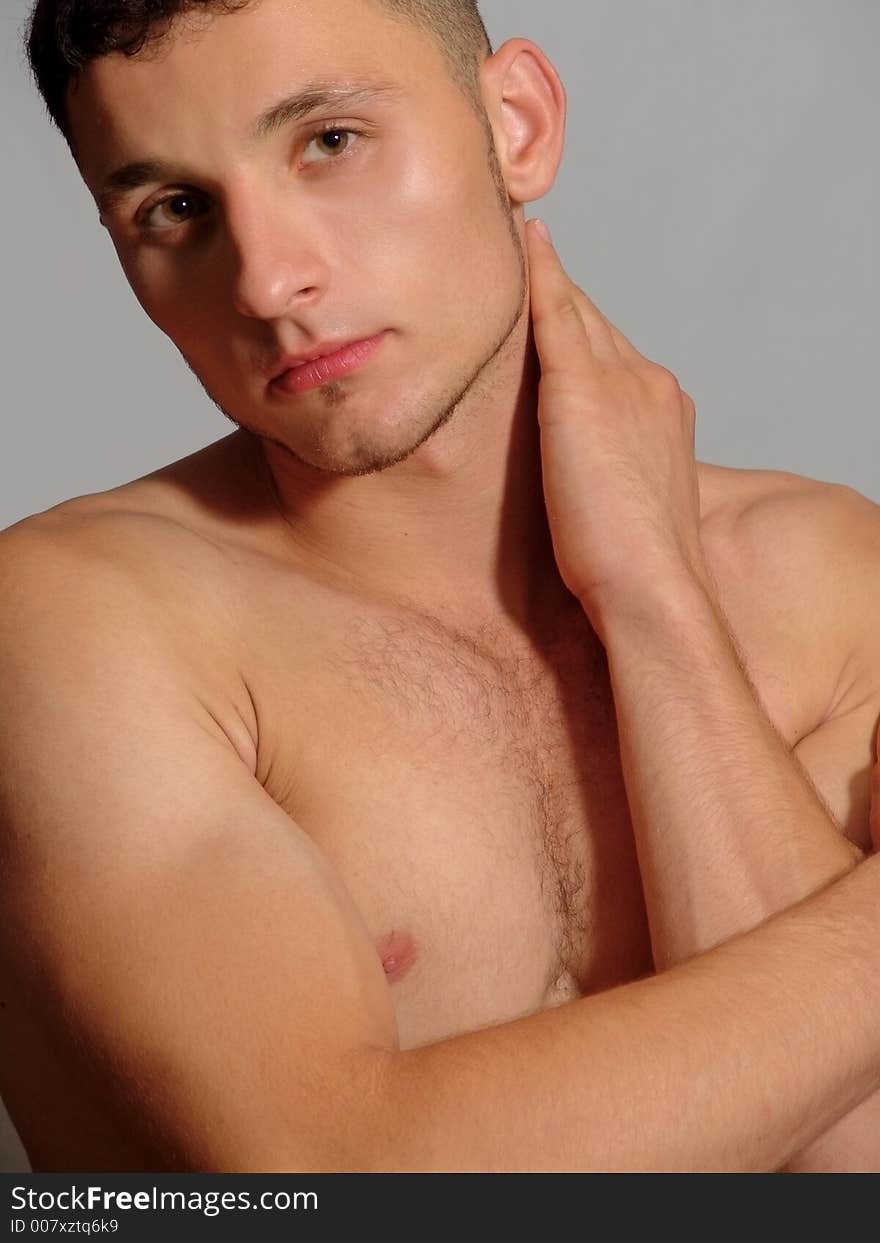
[599,572,862,968]
[376,857,880,1172]
[598,571,875,1170]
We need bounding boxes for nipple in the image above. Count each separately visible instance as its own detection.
[376,928,418,985]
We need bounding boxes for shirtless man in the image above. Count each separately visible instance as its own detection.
[2,0,879,1172]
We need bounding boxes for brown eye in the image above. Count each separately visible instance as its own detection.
[141,192,206,232]
[301,127,359,166]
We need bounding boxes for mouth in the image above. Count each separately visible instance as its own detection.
[269,331,390,395]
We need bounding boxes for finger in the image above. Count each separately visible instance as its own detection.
[568,285,649,370]
[527,221,651,371]
[526,219,619,366]
[682,389,697,449]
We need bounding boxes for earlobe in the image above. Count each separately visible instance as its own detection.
[481,38,567,207]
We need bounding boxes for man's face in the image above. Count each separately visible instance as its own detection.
[68,0,529,476]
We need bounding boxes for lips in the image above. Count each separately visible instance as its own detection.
[269,331,389,395]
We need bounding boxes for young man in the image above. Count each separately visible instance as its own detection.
[2,0,879,1171]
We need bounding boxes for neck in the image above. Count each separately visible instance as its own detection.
[251,318,575,637]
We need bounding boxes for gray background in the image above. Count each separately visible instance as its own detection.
[1,0,877,1172]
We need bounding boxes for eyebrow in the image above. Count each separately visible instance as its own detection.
[96,79,402,215]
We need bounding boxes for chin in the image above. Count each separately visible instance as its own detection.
[295,396,451,477]
[303,432,431,478]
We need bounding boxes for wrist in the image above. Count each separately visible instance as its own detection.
[584,563,720,652]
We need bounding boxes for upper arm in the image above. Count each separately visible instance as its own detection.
[704,474,880,850]
[0,526,398,1171]
[773,480,880,853]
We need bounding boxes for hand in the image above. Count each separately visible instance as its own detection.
[526,218,712,630]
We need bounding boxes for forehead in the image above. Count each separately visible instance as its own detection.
[68,0,451,185]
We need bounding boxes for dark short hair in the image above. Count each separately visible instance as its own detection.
[23,0,494,160]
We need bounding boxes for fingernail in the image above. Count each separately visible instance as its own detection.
[532,219,552,244]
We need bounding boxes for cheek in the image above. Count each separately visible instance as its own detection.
[116,248,178,330]
[373,127,489,245]
[378,146,511,287]
[119,251,219,348]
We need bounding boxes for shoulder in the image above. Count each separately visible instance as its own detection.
[697,461,879,615]
[1,500,231,639]
[0,437,267,607]
[0,500,258,772]
[696,461,880,735]
[698,458,878,534]
[1,431,290,587]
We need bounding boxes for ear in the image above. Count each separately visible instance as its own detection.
[479,38,567,206]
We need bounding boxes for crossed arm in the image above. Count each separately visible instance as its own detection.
[603,538,880,1172]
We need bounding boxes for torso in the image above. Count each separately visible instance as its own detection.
[244,561,646,1046]
[4,430,878,1167]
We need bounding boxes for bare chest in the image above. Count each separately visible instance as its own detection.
[249,599,653,1049]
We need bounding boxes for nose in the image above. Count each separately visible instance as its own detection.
[224,189,324,321]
